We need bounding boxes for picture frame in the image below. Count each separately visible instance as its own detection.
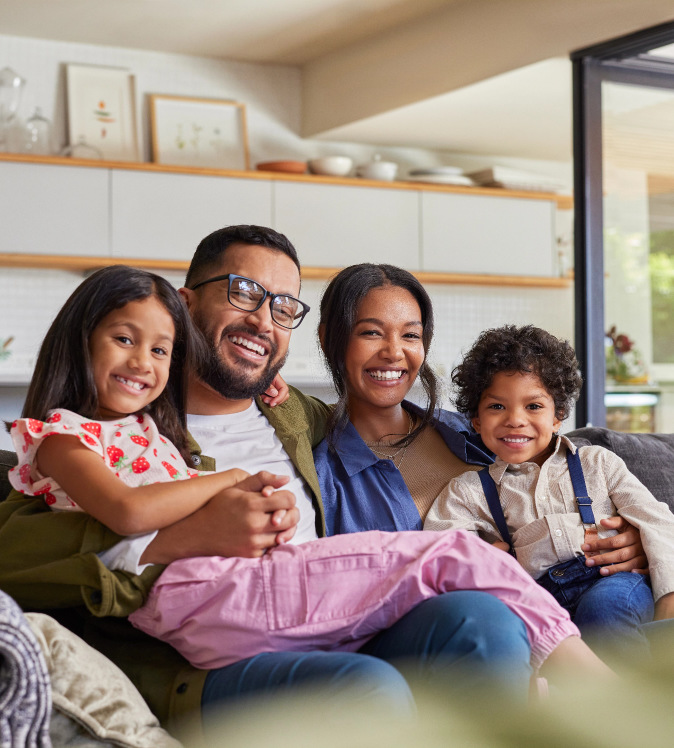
[65,64,139,162]
[149,95,250,170]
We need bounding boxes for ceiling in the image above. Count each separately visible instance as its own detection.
[3,0,674,161]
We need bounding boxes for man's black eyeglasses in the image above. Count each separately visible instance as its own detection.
[190,274,310,329]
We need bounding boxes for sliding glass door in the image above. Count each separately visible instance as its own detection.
[573,23,674,431]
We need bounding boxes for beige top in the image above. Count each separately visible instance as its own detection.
[397,425,481,521]
[425,435,674,601]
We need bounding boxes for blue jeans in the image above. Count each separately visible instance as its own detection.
[537,556,654,663]
[202,591,531,721]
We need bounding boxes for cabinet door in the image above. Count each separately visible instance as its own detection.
[0,161,109,256]
[111,171,273,261]
[274,182,420,269]
[421,192,556,276]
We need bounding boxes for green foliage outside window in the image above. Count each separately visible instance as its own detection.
[650,229,674,364]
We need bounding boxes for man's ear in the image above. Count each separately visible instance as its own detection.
[471,416,481,433]
[318,323,326,353]
[179,287,194,309]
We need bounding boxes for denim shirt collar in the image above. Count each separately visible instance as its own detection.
[332,402,494,478]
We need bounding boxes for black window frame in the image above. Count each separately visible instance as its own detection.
[572,20,674,427]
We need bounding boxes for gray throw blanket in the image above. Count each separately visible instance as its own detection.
[0,591,52,748]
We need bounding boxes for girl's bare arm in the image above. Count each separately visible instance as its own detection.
[36,434,288,536]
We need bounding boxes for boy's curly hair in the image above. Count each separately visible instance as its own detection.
[452,325,583,421]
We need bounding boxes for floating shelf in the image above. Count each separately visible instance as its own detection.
[0,253,573,288]
[0,152,574,209]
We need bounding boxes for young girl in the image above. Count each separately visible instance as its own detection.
[425,324,674,658]
[9,268,606,682]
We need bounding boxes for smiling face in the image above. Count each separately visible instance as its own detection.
[344,284,425,417]
[472,370,562,466]
[182,243,300,403]
[89,296,175,420]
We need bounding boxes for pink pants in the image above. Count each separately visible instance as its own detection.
[129,530,579,670]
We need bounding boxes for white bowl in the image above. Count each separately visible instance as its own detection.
[308,156,353,177]
[356,161,398,181]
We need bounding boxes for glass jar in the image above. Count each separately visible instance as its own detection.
[22,107,53,155]
[0,67,25,152]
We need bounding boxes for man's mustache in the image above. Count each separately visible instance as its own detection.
[218,325,274,353]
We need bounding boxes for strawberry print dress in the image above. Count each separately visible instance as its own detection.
[9,409,198,511]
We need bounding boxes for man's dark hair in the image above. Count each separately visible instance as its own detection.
[319,263,438,446]
[452,324,583,421]
[185,225,301,289]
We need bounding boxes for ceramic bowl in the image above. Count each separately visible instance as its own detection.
[356,161,398,181]
[256,160,307,174]
[308,156,353,177]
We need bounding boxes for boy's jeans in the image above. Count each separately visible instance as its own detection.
[537,555,654,664]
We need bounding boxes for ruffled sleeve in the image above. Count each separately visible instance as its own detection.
[8,409,105,510]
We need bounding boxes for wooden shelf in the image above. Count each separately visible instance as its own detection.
[0,152,573,209]
[0,253,573,288]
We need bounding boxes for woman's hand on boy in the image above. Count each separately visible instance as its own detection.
[581,517,648,575]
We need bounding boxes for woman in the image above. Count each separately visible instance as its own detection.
[315,263,496,534]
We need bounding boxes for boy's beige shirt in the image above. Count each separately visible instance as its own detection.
[426,435,674,602]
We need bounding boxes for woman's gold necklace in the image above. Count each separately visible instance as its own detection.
[364,411,414,469]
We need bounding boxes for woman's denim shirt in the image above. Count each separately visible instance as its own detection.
[314,402,494,536]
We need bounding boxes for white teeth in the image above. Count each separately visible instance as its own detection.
[117,376,145,391]
[229,336,266,356]
[503,437,530,443]
[369,370,403,381]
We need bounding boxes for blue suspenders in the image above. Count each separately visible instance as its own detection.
[478,468,517,557]
[478,448,596,557]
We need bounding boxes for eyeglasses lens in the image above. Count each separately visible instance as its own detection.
[272,295,302,327]
[229,278,263,309]
[229,277,305,329]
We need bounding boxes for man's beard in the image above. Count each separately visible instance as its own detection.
[194,317,287,400]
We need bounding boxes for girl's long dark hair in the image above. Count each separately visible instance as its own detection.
[21,265,202,462]
[319,263,438,447]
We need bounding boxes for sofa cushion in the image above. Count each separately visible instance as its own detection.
[567,427,674,513]
[0,449,18,503]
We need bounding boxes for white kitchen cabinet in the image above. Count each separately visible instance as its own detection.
[274,182,420,269]
[0,155,570,286]
[110,170,273,261]
[0,161,109,256]
[421,192,556,276]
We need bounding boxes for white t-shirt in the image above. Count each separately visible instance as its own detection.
[99,400,318,573]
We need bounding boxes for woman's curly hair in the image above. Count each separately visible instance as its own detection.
[452,325,583,421]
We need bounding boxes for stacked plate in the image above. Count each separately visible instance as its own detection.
[467,166,566,193]
[406,167,473,186]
